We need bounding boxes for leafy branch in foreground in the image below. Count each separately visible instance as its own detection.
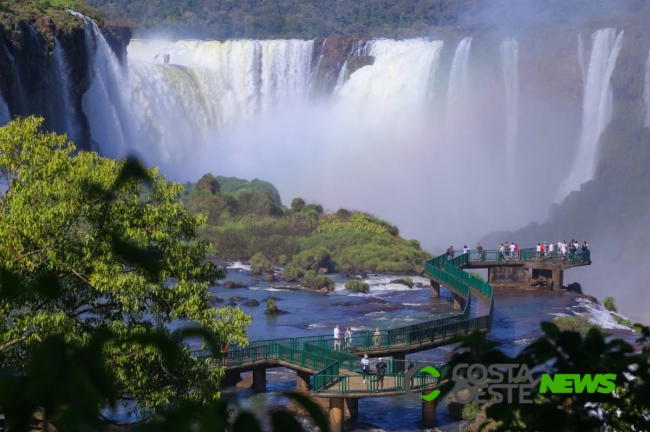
[447,323,650,431]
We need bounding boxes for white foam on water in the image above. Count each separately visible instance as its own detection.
[228,261,252,271]
[576,298,630,330]
[266,288,290,292]
[402,303,423,306]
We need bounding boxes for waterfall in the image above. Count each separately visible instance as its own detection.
[333,39,442,127]
[0,93,9,126]
[72,11,137,156]
[556,28,624,202]
[500,37,519,182]
[4,46,28,116]
[578,33,587,83]
[445,37,472,135]
[333,61,348,94]
[53,38,82,143]
[645,49,650,128]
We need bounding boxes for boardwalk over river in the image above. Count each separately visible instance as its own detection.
[190,248,590,431]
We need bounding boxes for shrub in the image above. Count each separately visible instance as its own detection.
[292,246,332,271]
[250,252,275,275]
[602,296,617,312]
[461,401,482,421]
[336,208,352,218]
[302,270,334,291]
[281,263,304,281]
[345,280,370,293]
[266,298,278,313]
[552,316,601,336]
[306,203,324,214]
[278,254,288,266]
[291,197,306,212]
[403,277,414,288]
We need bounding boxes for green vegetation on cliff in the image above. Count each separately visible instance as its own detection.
[85,0,471,39]
[183,174,431,274]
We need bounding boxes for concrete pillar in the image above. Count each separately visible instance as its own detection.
[252,367,266,393]
[344,398,359,419]
[392,353,405,373]
[421,389,437,427]
[453,293,463,310]
[329,397,344,432]
[552,268,563,290]
[430,281,440,298]
[296,370,311,391]
[221,371,241,387]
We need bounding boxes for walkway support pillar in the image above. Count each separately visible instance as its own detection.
[329,397,344,432]
[430,281,440,298]
[422,389,437,427]
[453,293,463,310]
[344,398,359,419]
[552,268,563,290]
[296,370,311,391]
[252,367,266,393]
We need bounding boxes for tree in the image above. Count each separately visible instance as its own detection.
[0,117,251,420]
[291,197,306,212]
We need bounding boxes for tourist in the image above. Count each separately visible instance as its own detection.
[446,246,452,261]
[361,353,371,383]
[475,243,483,261]
[582,241,589,253]
[509,242,515,259]
[345,327,352,350]
[334,324,341,350]
[463,245,469,255]
[500,243,506,260]
[536,243,541,260]
[561,240,567,262]
[406,359,415,372]
[450,245,455,259]
[375,357,388,390]
[548,241,554,260]
[373,327,381,347]
[541,242,546,260]
[514,243,519,260]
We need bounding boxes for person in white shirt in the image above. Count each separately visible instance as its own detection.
[361,354,371,383]
[509,243,515,259]
[334,325,340,350]
[548,242,554,259]
[463,245,469,254]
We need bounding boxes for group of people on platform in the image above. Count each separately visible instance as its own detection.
[444,240,589,262]
[333,325,383,351]
[534,239,589,261]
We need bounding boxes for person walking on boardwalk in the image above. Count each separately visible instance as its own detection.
[406,359,415,387]
[373,327,381,347]
[476,243,484,261]
[345,327,352,350]
[509,242,515,259]
[375,357,388,391]
[361,353,371,383]
[450,245,455,259]
[500,243,506,261]
[334,324,341,350]
[536,243,541,260]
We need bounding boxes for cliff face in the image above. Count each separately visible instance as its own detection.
[0,2,130,148]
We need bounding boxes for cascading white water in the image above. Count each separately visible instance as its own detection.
[578,33,587,84]
[644,49,650,128]
[336,39,442,123]
[333,61,348,94]
[445,37,472,135]
[73,11,137,156]
[53,38,82,143]
[555,28,624,202]
[500,37,519,182]
[0,94,10,126]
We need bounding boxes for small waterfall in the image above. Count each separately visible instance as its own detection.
[333,61,348,94]
[578,33,587,83]
[445,37,472,135]
[4,46,28,116]
[645,48,650,128]
[52,38,82,143]
[0,93,10,126]
[500,37,519,182]
[556,28,624,202]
